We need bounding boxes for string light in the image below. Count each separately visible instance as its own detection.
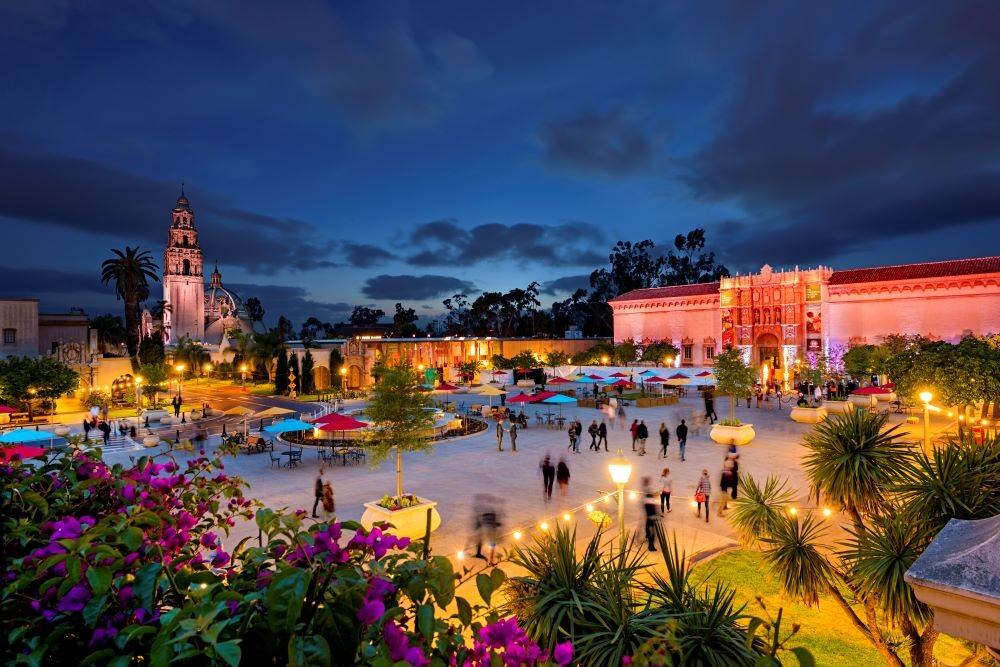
[585,504,594,512]
[513,531,522,540]
[456,550,465,561]
[562,513,571,521]
[539,521,549,531]
[788,507,798,516]
[822,508,832,518]
[628,491,637,500]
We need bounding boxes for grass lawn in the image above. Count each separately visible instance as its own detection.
[691,550,975,667]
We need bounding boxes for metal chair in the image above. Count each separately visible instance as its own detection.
[268,451,282,468]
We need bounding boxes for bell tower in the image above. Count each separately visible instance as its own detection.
[162,186,205,344]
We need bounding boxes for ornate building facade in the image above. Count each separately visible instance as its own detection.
[159,190,252,346]
[611,257,1000,377]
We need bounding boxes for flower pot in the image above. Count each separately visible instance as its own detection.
[849,395,876,410]
[709,423,756,446]
[823,400,855,415]
[790,406,828,424]
[360,497,441,540]
[143,435,161,448]
[54,426,71,437]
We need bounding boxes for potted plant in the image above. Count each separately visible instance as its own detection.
[360,361,441,540]
[790,404,828,424]
[822,396,855,415]
[710,347,757,445]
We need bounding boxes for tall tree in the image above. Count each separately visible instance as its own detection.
[661,229,731,285]
[137,332,166,366]
[390,303,420,337]
[90,314,127,354]
[300,350,315,395]
[100,246,159,357]
[442,294,471,335]
[274,348,289,394]
[275,316,294,341]
[251,329,285,382]
[363,361,435,501]
[0,357,79,419]
[349,306,385,326]
[243,297,265,331]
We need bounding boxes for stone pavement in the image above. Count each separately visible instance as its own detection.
[98,391,944,566]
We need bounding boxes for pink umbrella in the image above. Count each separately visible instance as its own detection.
[695,371,713,377]
[0,445,46,462]
[507,393,538,404]
[606,379,631,387]
[549,377,573,385]
[853,386,893,395]
[643,376,667,383]
[609,372,629,378]
[313,413,369,429]
[0,406,15,413]
[587,374,604,380]
[532,391,558,401]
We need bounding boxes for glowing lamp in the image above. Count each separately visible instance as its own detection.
[562,513,571,521]
[608,452,632,485]
[513,530,522,540]
[456,550,465,561]
[539,521,549,531]
[919,391,933,404]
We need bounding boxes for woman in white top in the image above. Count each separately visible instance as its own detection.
[659,468,672,513]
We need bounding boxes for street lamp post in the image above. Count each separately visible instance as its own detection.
[240,364,248,390]
[175,364,185,402]
[203,363,213,382]
[135,377,143,430]
[27,387,37,422]
[920,391,933,455]
[608,449,633,545]
[339,366,347,390]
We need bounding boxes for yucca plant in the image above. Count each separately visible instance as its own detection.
[728,475,797,548]
[801,410,909,524]
[760,513,831,607]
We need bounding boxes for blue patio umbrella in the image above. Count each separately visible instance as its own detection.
[573,376,600,384]
[263,419,315,433]
[638,370,657,377]
[0,428,53,444]
[542,392,577,417]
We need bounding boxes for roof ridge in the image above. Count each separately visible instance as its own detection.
[831,255,1000,275]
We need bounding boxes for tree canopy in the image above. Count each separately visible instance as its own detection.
[0,356,79,406]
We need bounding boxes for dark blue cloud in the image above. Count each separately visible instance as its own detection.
[362,274,476,301]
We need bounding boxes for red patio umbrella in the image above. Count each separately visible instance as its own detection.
[0,445,46,462]
[0,405,16,413]
[507,393,538,404]
[644,376,667,382]
[853,386,892,395]
[606,379,630,387]
[532,390,558,401]
[313,413,369,429]
[695,371,714,377]
[587,374,604,380]
[549,377,573,385]
[609,372,629,378]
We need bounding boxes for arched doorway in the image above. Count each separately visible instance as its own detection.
[348,365,363,389]
[756,333,780,383]
[313,366,331,390]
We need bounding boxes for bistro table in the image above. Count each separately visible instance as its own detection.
[554,416,566,430]
[282,450,302,468]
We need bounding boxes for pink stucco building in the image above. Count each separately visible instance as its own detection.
[610,257,1000,378]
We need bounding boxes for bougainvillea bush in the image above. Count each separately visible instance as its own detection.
[0,442,569,666]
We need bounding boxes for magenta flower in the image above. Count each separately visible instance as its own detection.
[211,550,230,567]
[404,646,430,667]
[552,642,573,666]
[357,599,385,625]
[56,583,92,612]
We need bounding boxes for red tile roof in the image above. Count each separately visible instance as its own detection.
[829,256,1000,285]
[609,282,720,303]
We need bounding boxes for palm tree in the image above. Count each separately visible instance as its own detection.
[101,246,159,358]
[250,329,285,382]
[90,314,127,354]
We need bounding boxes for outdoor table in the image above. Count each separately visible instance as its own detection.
[336,447,351,466]
[282,451,301,468]
[555,416,566,430]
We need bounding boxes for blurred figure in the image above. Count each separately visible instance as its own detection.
[642,477,660,551]
[539,455,555,500]
[556,457,570,496]
[473,494,503,565]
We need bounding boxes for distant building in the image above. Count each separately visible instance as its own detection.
[610,257,1000,380]
[159,189,253,346]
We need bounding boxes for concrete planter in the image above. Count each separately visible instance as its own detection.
[823,400,855,415]
[709,423,756,446]
[53,426,71,437]
[143,410,169,422]
[143,435,161,448]
[849,395,876,410]
[361,498,441,540]
[790,406,828,424]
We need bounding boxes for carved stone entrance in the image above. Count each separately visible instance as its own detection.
[756,333,781,382]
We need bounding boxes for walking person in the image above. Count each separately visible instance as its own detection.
[658,423,669,459]
[556,457,570,497]
[496,419,505,452]
[617,405,626,431]
[100,420,111,446]
[718,458,734,517]
[695,469,712,523]
[82,418,92,441]
[597,420,609,451]
[509,422,518,452]
[659,468,672,513]
[676,419,688,461]
[539,455,555,501]
[312,469,325,518]
[321,481,335,519]
[728,455,740,501]
[704,390,717,424]
[636,420,649,456]
[630,419,639,451]
[588,420,599,451]
[642,477,660,551]
[568,424,578,453]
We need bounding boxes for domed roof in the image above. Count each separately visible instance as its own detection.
[173,183,191,211]
[205,315,253,347]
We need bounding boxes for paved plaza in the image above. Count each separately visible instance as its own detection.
[97,390,942,566]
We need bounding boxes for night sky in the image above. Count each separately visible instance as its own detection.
[2,1,999,327]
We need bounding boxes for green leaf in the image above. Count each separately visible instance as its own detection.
[21,491,49,513]
[789,646,817,667]
[214,640,242,667]
[87,567,113,596]
[456,596,473,627]
[490,567,506,591]
[476,573,493,606]
[134,562,162,610]
[108,656,131,667]
[288,634,331,667]
[417,604,435,642]
[122,526,144,551]
[82,593,108,628]
[266,569,310,635]
[80,649,116,666]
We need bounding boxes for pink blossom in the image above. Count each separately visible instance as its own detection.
[357,599,385,625]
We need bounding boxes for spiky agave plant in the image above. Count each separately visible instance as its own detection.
[728,475,798,549]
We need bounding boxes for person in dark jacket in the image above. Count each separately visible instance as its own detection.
[539,455,555,500]
[676,420,688,461]
[597,420,608,451]
[556,458,570,496]
[658,423,669,458]
[636,420,649,455]
[312,469,325,518]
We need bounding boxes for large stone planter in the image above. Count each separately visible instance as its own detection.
[54,425,71,437]
[823,400,855,415]
[143,435,161,448]
[709,423,756,446]
[849,395,876,410]
[360,498,441,540]
[143,409,169,422]
[790,406,828,424]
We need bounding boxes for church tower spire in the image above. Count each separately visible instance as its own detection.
[162,187,205,343]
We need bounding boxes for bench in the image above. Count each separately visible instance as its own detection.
[245,435,273,453]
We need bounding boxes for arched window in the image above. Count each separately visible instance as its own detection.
[183,259,191,276]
